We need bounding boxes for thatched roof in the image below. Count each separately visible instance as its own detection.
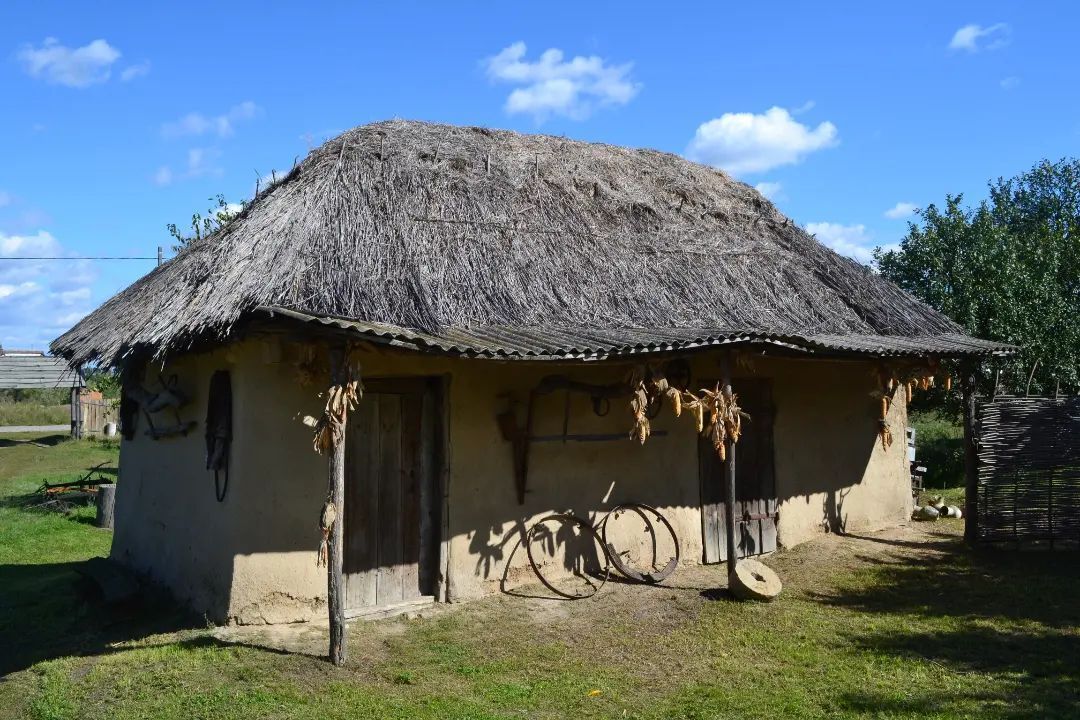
[52,119,1008,367]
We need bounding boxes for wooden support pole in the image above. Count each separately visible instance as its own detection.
[962,368,979,545]
[71,386,82,439]
[720,354,738,585]
[327,346,347,666]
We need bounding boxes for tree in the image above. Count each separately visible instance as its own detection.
[876,158,1080,396]
[167,194,243,252]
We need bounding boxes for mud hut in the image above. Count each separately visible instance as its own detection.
[53,120,1008,642]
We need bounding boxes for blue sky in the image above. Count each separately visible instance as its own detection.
[1,2,1077,350]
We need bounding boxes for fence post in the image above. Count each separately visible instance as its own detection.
[71,387,83,439]
[962,370,979,545]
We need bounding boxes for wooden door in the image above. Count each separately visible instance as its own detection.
[344,378,440,611]
[700,379,777,563]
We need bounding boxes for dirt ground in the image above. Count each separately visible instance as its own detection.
[214,520,954,660]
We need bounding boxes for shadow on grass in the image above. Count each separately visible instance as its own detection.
[0,560,200,676]
[814,535,1080,628]
[813,533,1080,718]
[0,434,70,448]
[837,625,1080,718]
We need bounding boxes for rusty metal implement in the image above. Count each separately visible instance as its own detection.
[598,503,680,584]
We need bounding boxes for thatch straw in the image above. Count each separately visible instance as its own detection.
[52,119,961,367]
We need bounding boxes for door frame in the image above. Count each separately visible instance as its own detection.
[345,375,450,608]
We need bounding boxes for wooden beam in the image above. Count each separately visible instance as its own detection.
[720,353,738,585]
[327,346,347,666]
[962,367,979,545]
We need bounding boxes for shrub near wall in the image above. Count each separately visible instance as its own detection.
[910,410,964,489]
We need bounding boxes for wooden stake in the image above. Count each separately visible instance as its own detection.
[95,483,116,529]
[327,346,347,666]
[720,353,738,587]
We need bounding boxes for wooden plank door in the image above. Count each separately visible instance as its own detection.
[344,379,439,610]
[699,379,778,563]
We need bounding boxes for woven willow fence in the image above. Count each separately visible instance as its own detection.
[976,396,1080,547]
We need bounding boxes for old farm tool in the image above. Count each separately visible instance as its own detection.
[598,503,680,584]
[523,504,682,599]
[524,514,611,599]
[31,462,112,513]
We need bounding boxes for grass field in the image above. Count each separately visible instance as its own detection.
[1,431,1078,719]
[0,403,70,427]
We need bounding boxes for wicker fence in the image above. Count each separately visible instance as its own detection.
[975,395,1080,548]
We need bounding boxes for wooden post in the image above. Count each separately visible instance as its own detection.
[962,368,979,545]
[720,354,738,585]
[95,483,116,529]
[327,347,347,666]
[71,387,81,439]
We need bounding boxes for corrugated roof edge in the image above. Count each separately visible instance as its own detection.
[257,306,1017,360]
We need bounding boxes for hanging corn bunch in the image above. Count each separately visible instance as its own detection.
[305,379,363,453]
[303,352,364,455]
[878,389,893,450]
[626,363,745,460]
[874,360,954,452]
[697,384,744,461]
[306,350,363,569]
[316,498,337,567]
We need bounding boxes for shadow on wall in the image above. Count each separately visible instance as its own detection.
[486,515,609,598]
[822,487,851,534]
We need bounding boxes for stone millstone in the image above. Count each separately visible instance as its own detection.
[730,558,783,601]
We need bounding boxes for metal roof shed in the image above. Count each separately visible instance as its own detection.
[0,352,83,390]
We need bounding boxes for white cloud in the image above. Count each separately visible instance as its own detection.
[884,202,918,220]
[161,101,261,139]
[17,38,121,87]
[0,282,39,301]
[687,106,838,176]
[484,42,639,121]
[153,166,174,186]
[153,147,224,187]
[58,287,91,305]
[1000,76,1020,90]
[186,147,222,177]
[949,23,1011,53]
[0,230,58,257]
[805,222,896,265]
[754,182,783,200]
[0,230,98,349]
[120,61,151,81]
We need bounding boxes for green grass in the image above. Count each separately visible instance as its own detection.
[910,410,965,490]
[0,403,70,427]
[1,431,1078,719]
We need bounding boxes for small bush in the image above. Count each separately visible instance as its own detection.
[910,410,964,489]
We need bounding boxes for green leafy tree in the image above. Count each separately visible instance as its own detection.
[876,158,1080,396]
[85,368,121,400]
[167,194,243,252]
